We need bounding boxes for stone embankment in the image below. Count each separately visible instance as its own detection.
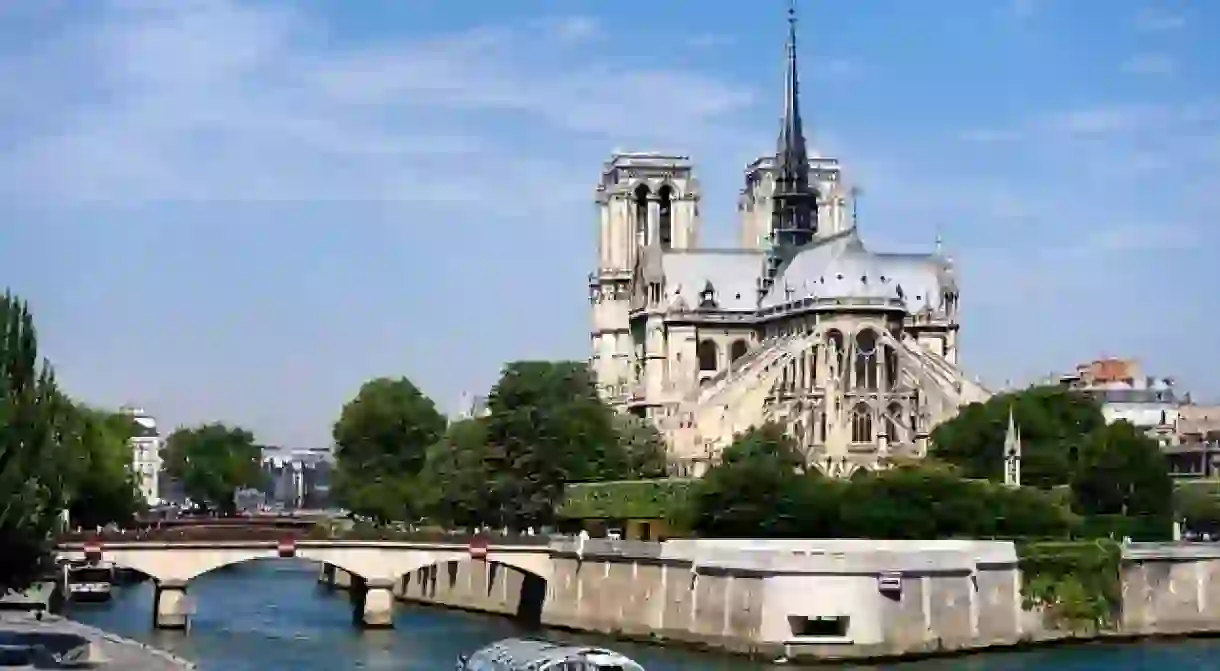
[382,538,1220,664]
[0,610,194,669]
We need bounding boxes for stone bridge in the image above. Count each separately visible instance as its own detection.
[57,539,553,630]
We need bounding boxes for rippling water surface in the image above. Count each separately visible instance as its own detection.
[65,559,1220,670]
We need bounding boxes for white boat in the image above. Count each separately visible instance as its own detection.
[63,561,114,603]
[457,638,646,671]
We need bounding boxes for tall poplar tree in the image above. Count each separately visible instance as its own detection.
[0,291,72,594]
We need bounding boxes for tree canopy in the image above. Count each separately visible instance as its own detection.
[418,417,491,528]
[481,361,626,528]
[930,385,1173,540]
[163,423,262,515]
[930,385,1105,488]
[1070,420,1174,539]
[0,291,72,594]
[62,404,143,529]
[612,413,669,479]
[331,376,446,523]
[680,424,1079,540]
[678,425,813,537]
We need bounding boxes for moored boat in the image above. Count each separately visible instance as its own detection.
[62,560,114,603]
[457,637,646,671]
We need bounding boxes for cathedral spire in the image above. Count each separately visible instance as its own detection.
[770,0,817,248]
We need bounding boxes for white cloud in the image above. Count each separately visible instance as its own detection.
[0,0,756,204]
[1120,53,1176,76]
[548,16,601,43]
[1134,9,1186,32]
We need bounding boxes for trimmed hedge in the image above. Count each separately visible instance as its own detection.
[556,478,695,520]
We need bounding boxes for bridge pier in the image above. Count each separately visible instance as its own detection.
[349,578,394,628]
[317,563,336,588]
[153,582,191,630]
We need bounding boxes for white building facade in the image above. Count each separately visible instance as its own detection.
[121,406,163,505]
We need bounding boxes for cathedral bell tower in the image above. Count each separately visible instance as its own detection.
[590,153,701,404]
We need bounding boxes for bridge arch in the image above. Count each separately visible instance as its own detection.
[394,553,551,623]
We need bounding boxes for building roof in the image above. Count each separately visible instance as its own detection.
[761,228,944,309]
[661,249,764,312]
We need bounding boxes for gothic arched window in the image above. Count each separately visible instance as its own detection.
[729,339,749,363]
[633,183,650,247]
[854,329,878,390]
[658,185,673,250]
[697,339,719,372]
[851,402,873,443]
[884,402,903,442]
[884,343,899,390]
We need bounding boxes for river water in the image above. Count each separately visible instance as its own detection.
[66,560,1220,670]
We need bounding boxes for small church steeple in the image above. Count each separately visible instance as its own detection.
[1003,407,1023,488]
[770,0,818,248]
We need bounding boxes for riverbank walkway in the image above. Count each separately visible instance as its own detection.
[0,610,194,669]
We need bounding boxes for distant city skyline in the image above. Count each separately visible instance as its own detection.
[2,0,1216,446]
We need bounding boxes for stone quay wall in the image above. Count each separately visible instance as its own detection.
[1121,543,1220,635]
[356,540,1220,662]
[392,538,1030,661]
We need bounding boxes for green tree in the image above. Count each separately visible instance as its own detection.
[0,291,72,594]
[680,424,813,537]
[838,461,1076,540]
[1176,484,1220,535]
[63,405,143,529]
[1070,420,1174,540]
[162,423,262,515]
[482,361,623,529]
[332,377,445,523]
[613,413,669,478]
[930,386,1105,488]
[419,418,492,527]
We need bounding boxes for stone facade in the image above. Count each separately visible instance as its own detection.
[587,15,989,477]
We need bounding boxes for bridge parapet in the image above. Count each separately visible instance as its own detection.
[56,538,556,586]
[58,527,558,546]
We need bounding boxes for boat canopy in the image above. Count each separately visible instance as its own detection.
[460,638,646,671]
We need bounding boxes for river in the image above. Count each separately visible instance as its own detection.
[65,559,1220,670]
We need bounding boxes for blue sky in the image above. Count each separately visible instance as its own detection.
[1,0,1217,447]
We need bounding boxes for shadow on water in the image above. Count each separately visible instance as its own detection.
[63,559,1220,670]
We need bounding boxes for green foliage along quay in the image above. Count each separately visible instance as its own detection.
[1017,540,1122,631]
[163,423,263,515]
[0,290,73,594]
[557,478,695,521]
[676,425,1079,540]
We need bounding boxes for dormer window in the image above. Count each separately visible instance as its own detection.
[699,280,717,308]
